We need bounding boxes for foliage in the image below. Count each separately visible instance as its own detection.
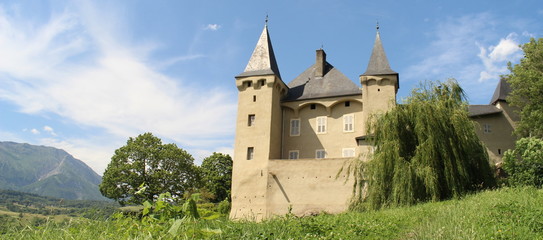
[141,192,184,221]
[199,152,233,202]
[100,133,199,205]
[0,189,118,220]
[348,79,495,210]
[503,137,543,187]
[217,199,231,215]
[506,37,543,138]
[3,187,543,239]
[182,198,200,220]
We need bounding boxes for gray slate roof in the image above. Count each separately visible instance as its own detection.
[362,31,397,76]
[490,78,511,104]
[468,105,503,117]
[283,62,360,101]
[236,25,282,79]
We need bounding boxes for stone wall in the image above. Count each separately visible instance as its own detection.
[266,158,354,217]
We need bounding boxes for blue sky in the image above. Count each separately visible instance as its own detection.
[0,0,541,174]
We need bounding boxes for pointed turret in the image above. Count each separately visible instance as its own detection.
[362,30,397,76]
[237,25,282,80]
[231,21,287,220]
[360,26,399,134]
[490,77,511,105]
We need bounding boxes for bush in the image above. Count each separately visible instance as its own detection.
[503,137,543,187]
[217,199,230,215]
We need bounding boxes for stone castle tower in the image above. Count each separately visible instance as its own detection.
[231,24,288,219]
[360,29,398,131]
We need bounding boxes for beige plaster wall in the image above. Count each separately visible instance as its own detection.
[266,158,354,217]
[360,75,398,133]
[472,112,516,165]
[281,95,364,159]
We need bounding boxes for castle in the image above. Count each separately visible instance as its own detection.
[230,23,517,221]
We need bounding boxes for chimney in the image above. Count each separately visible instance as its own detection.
[315,49,326,77]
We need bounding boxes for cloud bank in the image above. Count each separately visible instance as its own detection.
[402,13,528,103]
[0,3,236,173]
[478,33,522,82]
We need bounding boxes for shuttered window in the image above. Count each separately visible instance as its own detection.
[290,119,300,136]
[316,116,326,134]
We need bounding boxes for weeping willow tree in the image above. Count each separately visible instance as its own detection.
[348,79,495,210]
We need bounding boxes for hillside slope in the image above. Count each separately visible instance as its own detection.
[0,141,106,200]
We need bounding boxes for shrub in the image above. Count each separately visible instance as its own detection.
[217,199,231,215]
[503,137,543,187]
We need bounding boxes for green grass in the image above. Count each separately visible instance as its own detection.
[2,187,543,239]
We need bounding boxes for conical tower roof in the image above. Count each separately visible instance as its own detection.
[490,77,511,105]
[236,24,282,79]
[362,30,397,76]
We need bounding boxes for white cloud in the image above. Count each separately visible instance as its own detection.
[154,54,205,69]
[402,13,529,104]
[204,24,221,31]
[522,31,535,38]
[0,130,24,142]
[404,13,494,81]
[191,146,234,166]
[0,3,236,173]
[478,33,522,82]
[37,137,116,175]
[31,129,40,135]
[43,126,57,136]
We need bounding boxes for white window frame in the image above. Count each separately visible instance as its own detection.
[288,150,299,159]
[290,119,300,136]
[343,114,354,132]
[316,149,326,159]
[342,148,356,158]
[316,116,327,134]
[483,123,491,134]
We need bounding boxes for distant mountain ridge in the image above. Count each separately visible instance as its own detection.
[0,141,107,200]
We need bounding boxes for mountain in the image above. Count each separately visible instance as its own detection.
[0,141,107,200]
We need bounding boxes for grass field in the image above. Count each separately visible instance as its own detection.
[1,187,542,239]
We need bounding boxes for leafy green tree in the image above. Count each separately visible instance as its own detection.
[200,152,232,202]
[503,137,543,187]
[506,38,543,138]
[347,79,495,210]
[100,133,199,205]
